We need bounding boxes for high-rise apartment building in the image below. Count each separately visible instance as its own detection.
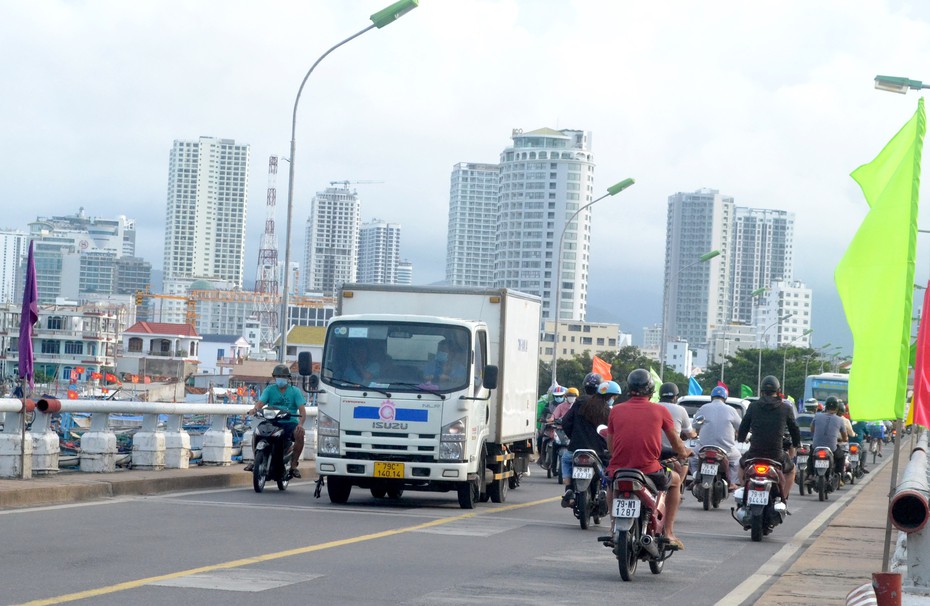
[446,162,499,286]
[22,211,150,304]
[396,260,413,285]
[357,218,401,284]
[303,185,360,296]
[0,230,27,304]
[664,189,733,348]
[163,137,250,288]
[754,279,812,347]
[729,207,795,324]
[494,128,595,321]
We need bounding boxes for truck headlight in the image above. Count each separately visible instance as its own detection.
[319,436,340,455]
[318,411,339,437]
[439,417,467,461]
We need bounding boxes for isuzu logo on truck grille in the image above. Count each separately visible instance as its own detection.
[373,421,408,430]
[379,401,396,420]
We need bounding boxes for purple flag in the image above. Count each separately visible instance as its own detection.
[18,241,38,389]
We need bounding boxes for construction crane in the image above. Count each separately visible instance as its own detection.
[134,288,198,326]
[329,180,384,188]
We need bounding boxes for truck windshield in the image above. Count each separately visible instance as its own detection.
[322,321,471,393]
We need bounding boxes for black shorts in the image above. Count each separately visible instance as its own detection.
[647,468,671,491]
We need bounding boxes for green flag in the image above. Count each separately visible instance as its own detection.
[649,367,662,403]
[835,98,925,421]
[741,384,753,399]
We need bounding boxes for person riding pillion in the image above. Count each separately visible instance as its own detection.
[807,396,848,482]
[245,364,307,478]
[559,379,613,507]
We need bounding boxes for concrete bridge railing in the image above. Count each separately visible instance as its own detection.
[0,398,317,479]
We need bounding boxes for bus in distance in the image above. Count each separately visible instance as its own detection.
[803,372,849,406]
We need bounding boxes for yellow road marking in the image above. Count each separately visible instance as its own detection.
[13,496,559,606]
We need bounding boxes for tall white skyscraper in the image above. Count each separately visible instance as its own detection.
[357,218,401,284]
[494,128,595,321]
[729,207,795,324]
[446,162,499,286]
[303,184,360,295]
[754,279,812,347]
[664,189,733,347]
[163,136,250,288]
[0,230,27,304]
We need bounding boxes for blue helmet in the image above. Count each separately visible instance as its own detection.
[597,380,622,396]
[711,385,728,400]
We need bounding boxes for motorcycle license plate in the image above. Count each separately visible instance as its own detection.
[572,467,594,480]
[612,498,641,518]
[747,489,769,505]
[850,454,859,462]
[814,459,830,469]
[797,455,808,464]
[700,463,718,476]
[374,462,404,479]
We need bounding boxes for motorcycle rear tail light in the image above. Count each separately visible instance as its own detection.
[574,453,593,466]
[704,451,716,461]
[753,464,769,475]
[849,444,859,454]
[614,480,642,493]
[816,450,829,459]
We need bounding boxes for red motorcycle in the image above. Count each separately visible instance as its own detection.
[602,467,678,581]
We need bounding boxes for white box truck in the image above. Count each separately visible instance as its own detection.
[300,285,540,508]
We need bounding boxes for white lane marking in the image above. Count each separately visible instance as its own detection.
[149,569,322,592]
[0,497,136,515]
[414,516,526,536]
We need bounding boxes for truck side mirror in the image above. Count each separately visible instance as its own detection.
[298,351,313,376]
[483,365,499,390]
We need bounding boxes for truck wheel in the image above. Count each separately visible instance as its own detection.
[370,487,387,499]
[457,480,478,509]
[386,486,404,499]
[488,469,508,503]
[327,476,352,504]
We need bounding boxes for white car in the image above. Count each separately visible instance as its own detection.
[676,395,751,455]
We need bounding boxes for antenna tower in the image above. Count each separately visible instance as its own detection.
[254,155,280,350]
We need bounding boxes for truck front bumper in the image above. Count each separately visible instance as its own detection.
[316,456,471,481]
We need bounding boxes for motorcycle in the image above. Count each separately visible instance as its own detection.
[604,467,677,581]
[731,458,787,542]
[838,442,854,487]
[691,445,730,511]
[848,442,865,481]
[250,408,296,493]
[810,446,839,501]
[570,449,608,530]
[795,443,812,496]
[542,421,570,483]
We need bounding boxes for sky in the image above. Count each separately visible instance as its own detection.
[4,0,930,356]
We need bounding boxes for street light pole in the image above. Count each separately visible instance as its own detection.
[804,341,830,378]
[782,328,813,390]
[660,249,721,379]
[757,313,794,394]
[277,0,419,363]
[550,178,635,386]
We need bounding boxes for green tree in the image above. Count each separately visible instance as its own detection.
[538,346,688,397]
[699,347,829,401]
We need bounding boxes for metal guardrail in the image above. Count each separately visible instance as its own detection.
[890,431,930,594]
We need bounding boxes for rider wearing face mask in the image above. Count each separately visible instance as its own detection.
[559,381,614,506]
[244,364,307,477]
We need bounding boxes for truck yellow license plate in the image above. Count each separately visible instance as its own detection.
[374,462,404,479]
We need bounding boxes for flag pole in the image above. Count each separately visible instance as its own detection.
[882,418,907,571]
